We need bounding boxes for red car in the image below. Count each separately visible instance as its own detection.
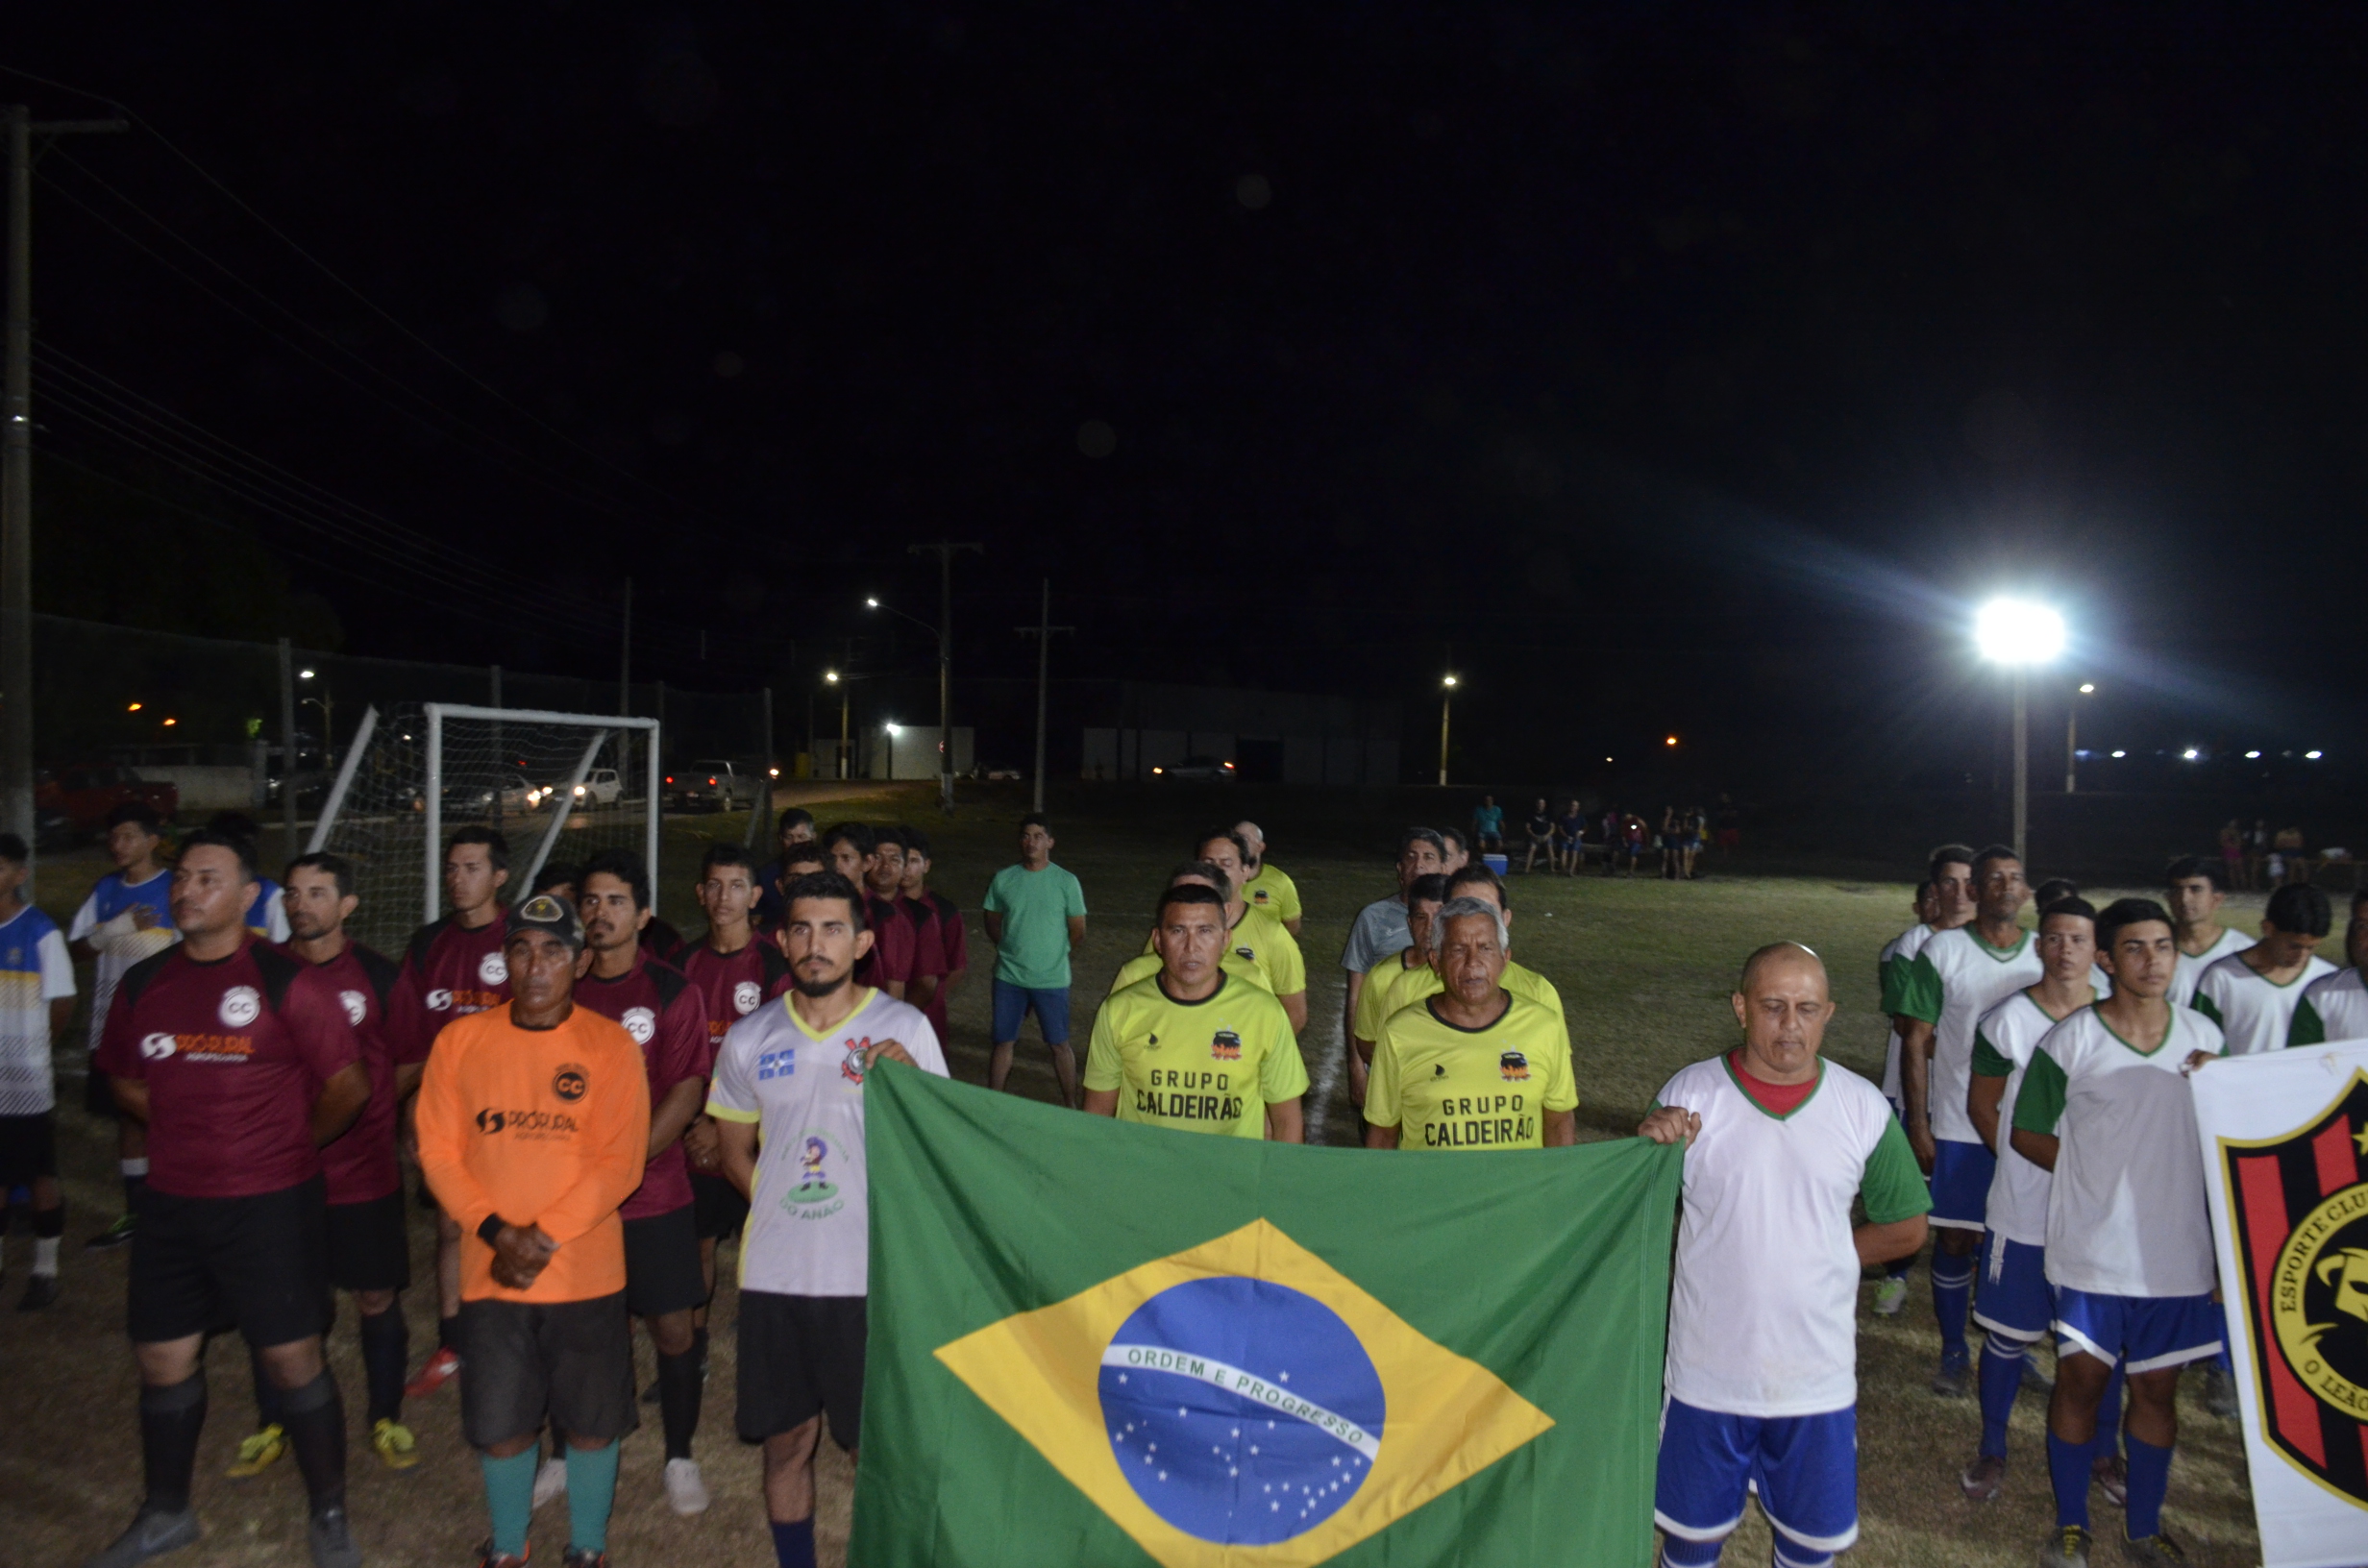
[38,764,179,834]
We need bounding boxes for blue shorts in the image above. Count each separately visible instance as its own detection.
[1928,1139,1996,1231]
[991,979,1071,1045]
[2053,1287,2221,1374]
[1972,1234,2053,1340]
[1655,1398,1859,1556]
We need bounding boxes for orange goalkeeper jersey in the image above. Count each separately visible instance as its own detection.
[414,1002,651,1304]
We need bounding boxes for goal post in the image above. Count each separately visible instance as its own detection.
[308,701,660,956]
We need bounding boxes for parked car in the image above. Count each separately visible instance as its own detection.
[1150,755,1236,781]
[665,759,761,812]
[441,769,535,818]
[558,768,624,808]
[37,764,180,833]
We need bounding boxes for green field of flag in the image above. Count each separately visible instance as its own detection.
[851,1063,1686,1567]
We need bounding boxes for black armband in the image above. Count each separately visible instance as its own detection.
[476,1213,508,1246]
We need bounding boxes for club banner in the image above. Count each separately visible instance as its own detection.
[2192,1039,2368,1568]
[849,1063,1685,1567]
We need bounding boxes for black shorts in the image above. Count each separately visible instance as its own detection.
[128,1177,329,1347]
[0,1111,58,1186]
[85,1054,120,1118]
[623,1204,704,1317]
[456,1292,638,1449]
[737,1290,866,1448]
[691,1170,749,1242]
[325,1191,411,1294]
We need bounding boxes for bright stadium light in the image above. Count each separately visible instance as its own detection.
[2246,749,2261,759]
[1975,599,2066,665]
[2183,747,2201,761]
[298,668,316,680]
[2110,749,2126,758]
[2078,682,2095,694]
[1976,598,2065,862]
[2307,749,2325,760]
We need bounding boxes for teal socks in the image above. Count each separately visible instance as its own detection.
[480,1448,538,1556]
[565,1439,621,1554]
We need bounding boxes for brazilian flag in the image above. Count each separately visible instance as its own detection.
[851,1064,1685,1566]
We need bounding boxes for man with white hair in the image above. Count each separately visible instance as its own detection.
[1365,896,1575,1151]
[1233,821,1302,938]
[1640,943,1930,1568]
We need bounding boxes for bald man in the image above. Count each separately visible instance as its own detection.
[1640,944,1931,1568]
[1233,822,1302,939]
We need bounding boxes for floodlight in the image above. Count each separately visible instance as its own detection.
[299,668,316,680]
[885,722,900,734]
[2078,683,2095,694]
[127,701,141,712]
[2110,750,2126,758]
[2246,749,2261,759]
[1443,674,1458,689]
[2183,748,2200,761]
[825,670,839,684]
[865,598,880,608]
[2307,749,2324,760]
[1974,599,2066,664]
[1665,735,1678,747]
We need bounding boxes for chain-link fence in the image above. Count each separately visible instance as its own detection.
[35,613,772,858]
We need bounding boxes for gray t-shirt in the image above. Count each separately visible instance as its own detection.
[1340,895,1411,974]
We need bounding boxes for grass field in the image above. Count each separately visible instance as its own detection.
[0,782,2266,1565]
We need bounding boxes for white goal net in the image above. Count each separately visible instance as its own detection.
[308,702,660,955]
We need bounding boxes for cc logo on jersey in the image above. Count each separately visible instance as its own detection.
[139,1032,178,1061]
[426,989,455,1012]
[733,980,762,1015]
[621,1007,657,1044]
[218,986,261,1028]
[337,990,368,1026]
[552,1063,588,1103]
[478,952,509,986]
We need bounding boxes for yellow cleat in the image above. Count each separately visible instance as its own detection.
[227,1422,286,1478]
[371,1417,421,1470]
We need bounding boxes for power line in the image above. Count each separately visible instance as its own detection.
[0,64,730,528]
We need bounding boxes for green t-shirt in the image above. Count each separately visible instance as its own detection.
[982,861,1088,989]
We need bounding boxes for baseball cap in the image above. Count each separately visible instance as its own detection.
[506,893,585,951]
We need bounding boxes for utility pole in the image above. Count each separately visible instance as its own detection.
[2,107,126,884]
[1015,578,1075,814]
[908,540,982,816]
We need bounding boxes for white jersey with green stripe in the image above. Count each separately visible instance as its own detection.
[2170,925,2253,1010]
[1652,1053,1931,1417]
[1969,988,2092,1246]
[2289,965,2368,1047]
[1897,924,2042,1145]
[1876,921,1938,1102]
[2011,1005,2223,1298]
[2190,949,2334,1056]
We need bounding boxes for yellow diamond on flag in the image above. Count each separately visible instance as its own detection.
[932,1217,1556,1568]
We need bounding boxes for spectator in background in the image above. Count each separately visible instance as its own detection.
[1522,799,1556,875]
[72,800,178,1254]
[2274,824,2306,885]
[981,814,1088,1105]
[1661,807,1685,881]
[2247,819,2270,887]
[1470,796,1505,855]
[2218,820,2248,891]
[1596,804,1621,877]
[1621,812,1649,877]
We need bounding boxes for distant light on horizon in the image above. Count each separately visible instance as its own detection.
[2307,749,2325,760]
[2110,749,2127,758]
[2183,747,2201,761]
[1974,599,2067,665]
[2246,749,2261,759]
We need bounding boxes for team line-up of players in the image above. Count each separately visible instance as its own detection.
[26,802,2296,1567]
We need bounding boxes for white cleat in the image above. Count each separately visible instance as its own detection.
[663,1457,711,1516]
[531,1456,569,1510]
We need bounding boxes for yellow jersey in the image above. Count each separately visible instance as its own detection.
[1380,957,1565,1022]
[1241,864,1303,924]
[1368,992,1577,1151]
[1109,949,1270,994]
[1138,903,1306,996]
[1083,972,1309,1139]
[1352,950,1430,1045]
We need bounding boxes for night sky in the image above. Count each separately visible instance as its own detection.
[14,6,2368,781]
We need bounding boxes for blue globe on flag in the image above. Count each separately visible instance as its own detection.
[1097,1276,1386,1545]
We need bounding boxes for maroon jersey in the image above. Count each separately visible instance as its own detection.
[96,939,362,1198]
[288,941,404,1206]
[640,916,688,966]
[900,896,950,985]
[573,957,710,1220]
[385,911,511,1067]
[859,892,919,992]
[918,890,968,1041]
[678,933,794,1050]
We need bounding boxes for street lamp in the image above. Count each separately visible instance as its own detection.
[1974,598,2066,863]
[297,668,333,775]
[824,669,848,780]
[2066,682,2095,794]
[868,594,956,813]
[1439,674,1458,787]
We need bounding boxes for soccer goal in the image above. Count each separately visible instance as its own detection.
[308,702,660,955]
